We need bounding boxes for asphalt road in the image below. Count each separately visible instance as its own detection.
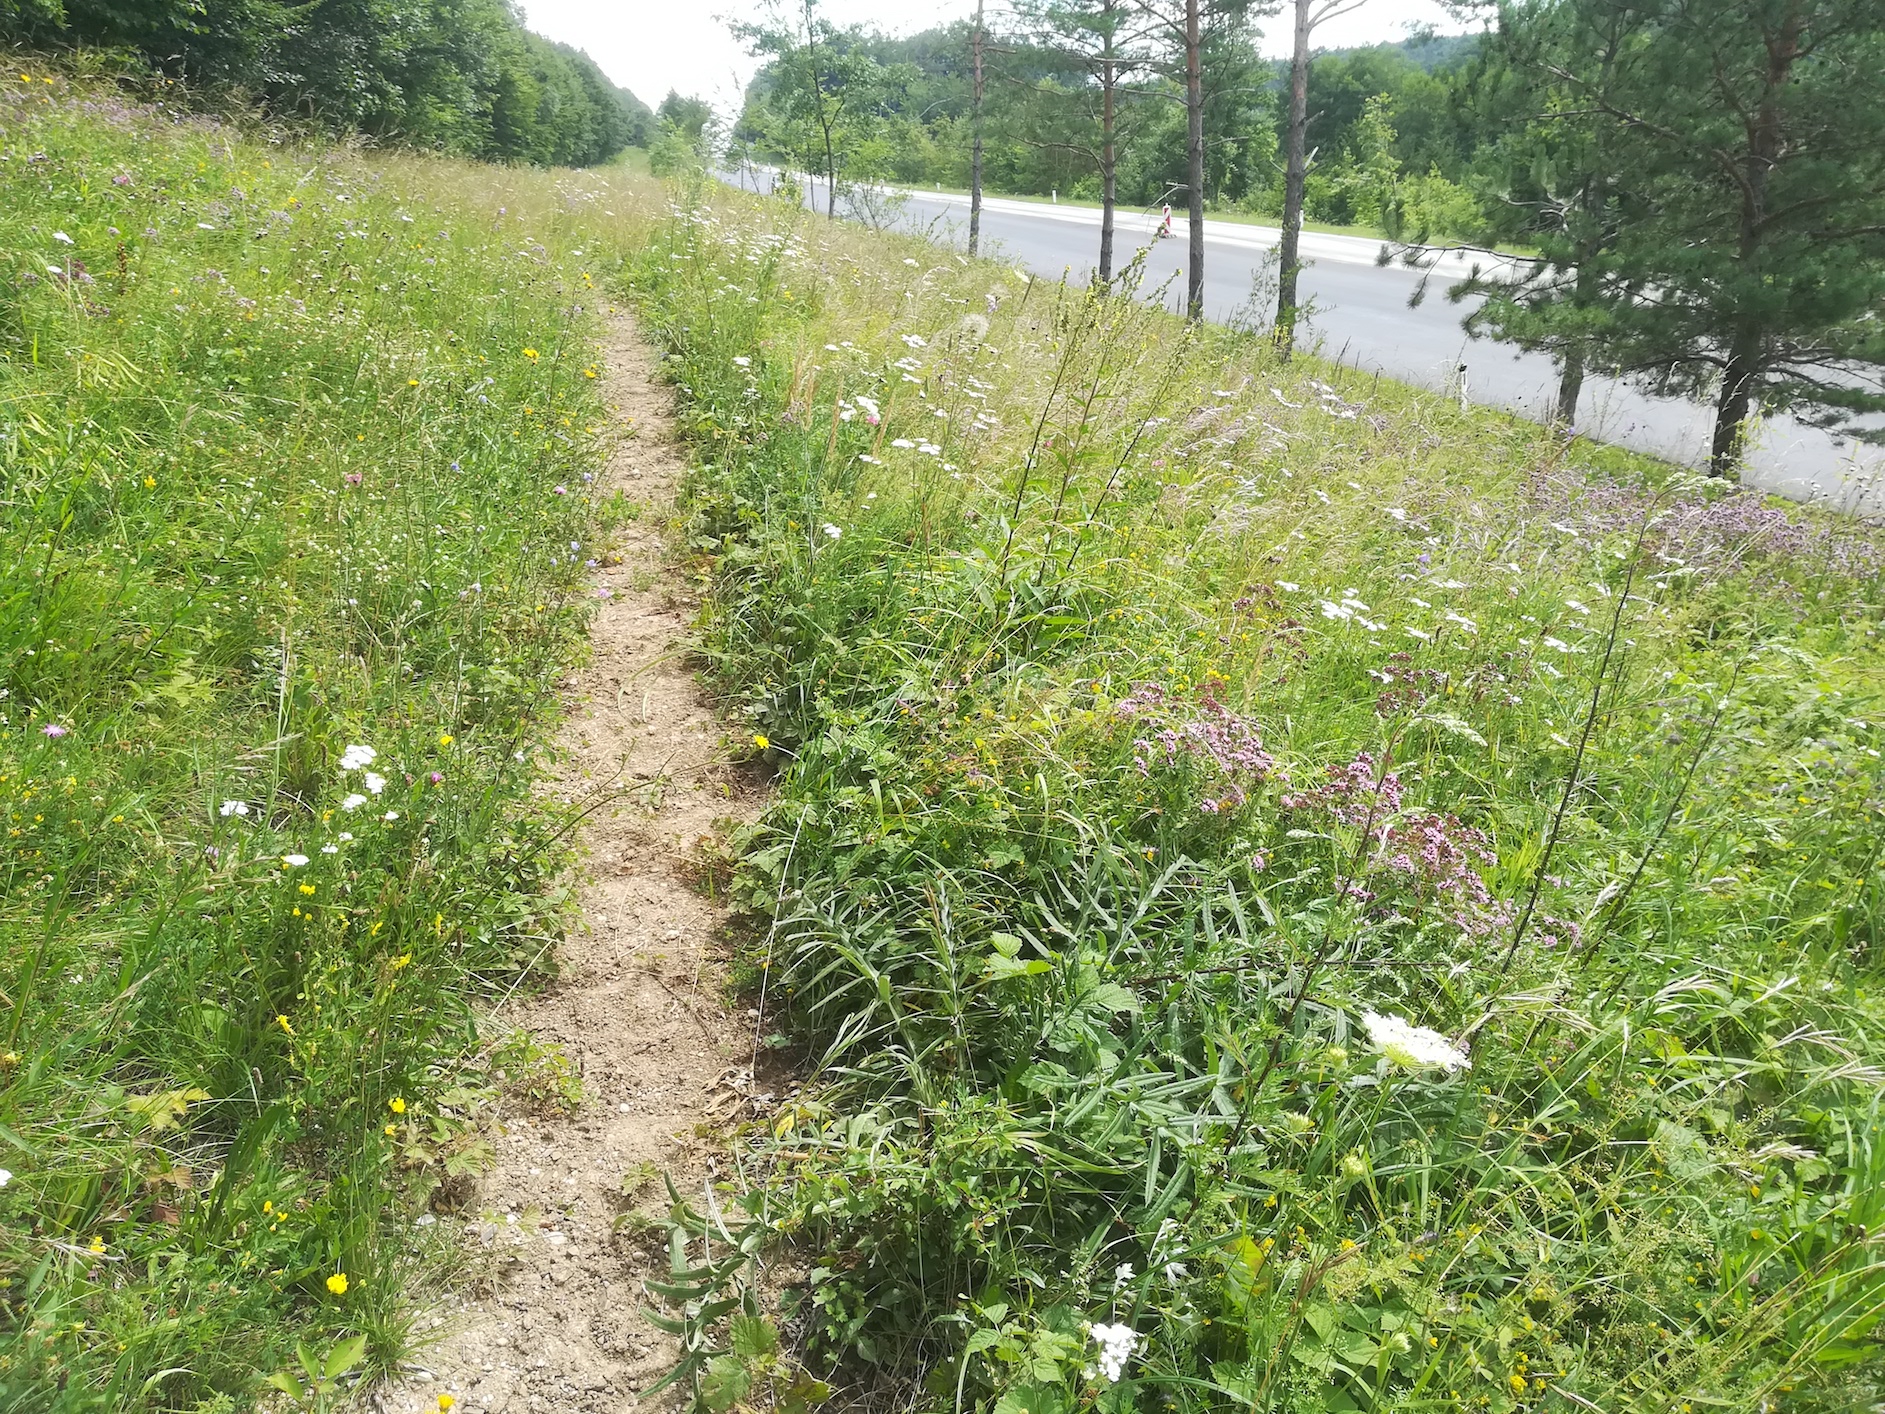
[728,168,1884,517]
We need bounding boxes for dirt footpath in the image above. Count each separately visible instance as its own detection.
[381,316,756,1414]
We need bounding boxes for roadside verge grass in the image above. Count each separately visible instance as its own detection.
[631,187,1885,1414]
[0,72,651,1408]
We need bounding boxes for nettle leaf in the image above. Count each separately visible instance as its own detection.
[1086,980,1140,1015]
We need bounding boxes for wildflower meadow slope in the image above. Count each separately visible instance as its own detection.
[630,190,1885,1414]
[0,73,655,1407]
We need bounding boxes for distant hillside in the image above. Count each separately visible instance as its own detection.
[1319,30,1485,69]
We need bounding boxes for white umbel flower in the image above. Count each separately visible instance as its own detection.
[339,744,377,771]
[218,800,249,817]
[1360,1010,1470,1073]
[1087,1322,1139,1383]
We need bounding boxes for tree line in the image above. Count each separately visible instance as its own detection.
[1,0,653,167]
[730,0,1885,473]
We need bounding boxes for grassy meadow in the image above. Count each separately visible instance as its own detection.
[631,188,1885,1413]
[4,64,1884,1414]
[0,73,653,1408]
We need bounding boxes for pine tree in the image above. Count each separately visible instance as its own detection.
[1010,0,1151,281]
[1465,0,1885,471]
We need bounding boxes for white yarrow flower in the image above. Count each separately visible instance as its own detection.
[281,854,309,868]
[822,523,842,540]
[339,744,376,771]
[340,793,367,812]
[1087,1322,1139,1383]
[363,772,386,796]
[219,800,249,817]
[0,1168,10,1186]
[1360,1010,1471,1074]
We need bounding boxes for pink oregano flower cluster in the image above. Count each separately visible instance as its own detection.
[1117,681,1276,814]
[1284,752,1531,942]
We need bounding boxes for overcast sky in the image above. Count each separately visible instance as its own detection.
[518,0,1478,119]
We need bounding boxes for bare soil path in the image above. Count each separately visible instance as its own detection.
[381,316,757,1414]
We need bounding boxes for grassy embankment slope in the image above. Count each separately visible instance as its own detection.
[631,184,1885,1413]
[0,74,653,1407]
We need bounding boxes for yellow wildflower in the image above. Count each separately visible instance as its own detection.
[276,1015,294,1036]
[389,1097,406,1114]
[326,1272,348,1295]
[753,734,770,750]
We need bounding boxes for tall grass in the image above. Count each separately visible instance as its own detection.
[0,72,654,1409]
[631,192,1885,1413]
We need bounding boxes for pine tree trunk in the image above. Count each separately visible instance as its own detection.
[1555,351,1584,427]
[1274,0,1312,358]
[969,0,985,256]
[1184,0,1204,321]
[1706,12,1795,476]
[1709,338,1759,476]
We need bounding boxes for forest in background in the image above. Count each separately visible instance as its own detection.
[0,0,652,166]
[724,0,1885,476]
[732,26,1486,238]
